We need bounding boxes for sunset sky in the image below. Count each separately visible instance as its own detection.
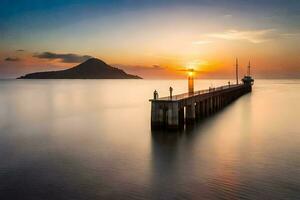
[0,0,299,79]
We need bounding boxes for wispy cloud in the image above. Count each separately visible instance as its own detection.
[5,57,21,62]
[16,49,25,52]
[208,29,281,43]
[151,65,166,70]
[33,52,92,63]
[281,33,300,38]
[185,60,209,69]
[113,64,166,71]
[223,14,232,18]
[111,64,169,79]
[192,40,212,45]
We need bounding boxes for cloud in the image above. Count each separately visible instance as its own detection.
[223,14,233,18]
[5,57,21,62]
[113,64,166,71]
[151,65,166,70]
[208,29,282,43]
[16,49,25,52]
[33,52,92,63]
[192,40,212,45]
[281,33,300,38]
[111,64,172,79]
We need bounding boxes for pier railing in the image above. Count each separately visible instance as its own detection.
[156,84,242,101]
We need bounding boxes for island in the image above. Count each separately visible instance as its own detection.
[18,58,142,79]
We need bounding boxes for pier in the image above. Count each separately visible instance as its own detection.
[150,61,254,130]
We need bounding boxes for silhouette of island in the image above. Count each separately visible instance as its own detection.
[18,58,142,79]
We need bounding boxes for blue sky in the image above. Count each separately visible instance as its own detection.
[1,0,299,32]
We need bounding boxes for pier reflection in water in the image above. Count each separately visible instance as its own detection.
[0,79,299,200]
[150,106,247,200]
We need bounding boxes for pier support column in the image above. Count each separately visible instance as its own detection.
[195,102,201,120]
[205,99,209,116]
[211,97,214,113]
[203,99,207,117]
[195,103,198,119]
[209,98,212,115]
[220,96,223,108]
[199,101,204,119]
[186,103,195,123]
[151,102,165,129]
[178,106,184,128]
[213,97,216,113]
[166,102,181,129]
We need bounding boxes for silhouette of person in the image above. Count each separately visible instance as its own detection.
[169,87,173,99]
[153,90,158,100]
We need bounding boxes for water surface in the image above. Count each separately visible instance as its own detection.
[0,79,299,200]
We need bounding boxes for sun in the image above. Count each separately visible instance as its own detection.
[188,70,194,77]
[186,65,195,77]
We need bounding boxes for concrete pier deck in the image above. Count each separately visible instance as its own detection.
[150,83,252,130]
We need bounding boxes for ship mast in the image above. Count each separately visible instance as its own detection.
[248,61,251,76]
[236,58,239,84]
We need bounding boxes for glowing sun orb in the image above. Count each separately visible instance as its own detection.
[188,70,194,77]
[185,61,199,77]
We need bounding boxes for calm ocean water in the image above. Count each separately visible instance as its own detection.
[0,79,299,200]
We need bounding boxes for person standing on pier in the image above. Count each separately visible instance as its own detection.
[153,90,158,100]
[169,87,173,99]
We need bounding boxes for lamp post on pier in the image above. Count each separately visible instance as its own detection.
[188,69,194,95]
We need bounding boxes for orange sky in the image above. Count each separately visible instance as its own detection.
[1,1,300,79]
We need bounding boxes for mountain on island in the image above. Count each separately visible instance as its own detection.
[18,58,142,79]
